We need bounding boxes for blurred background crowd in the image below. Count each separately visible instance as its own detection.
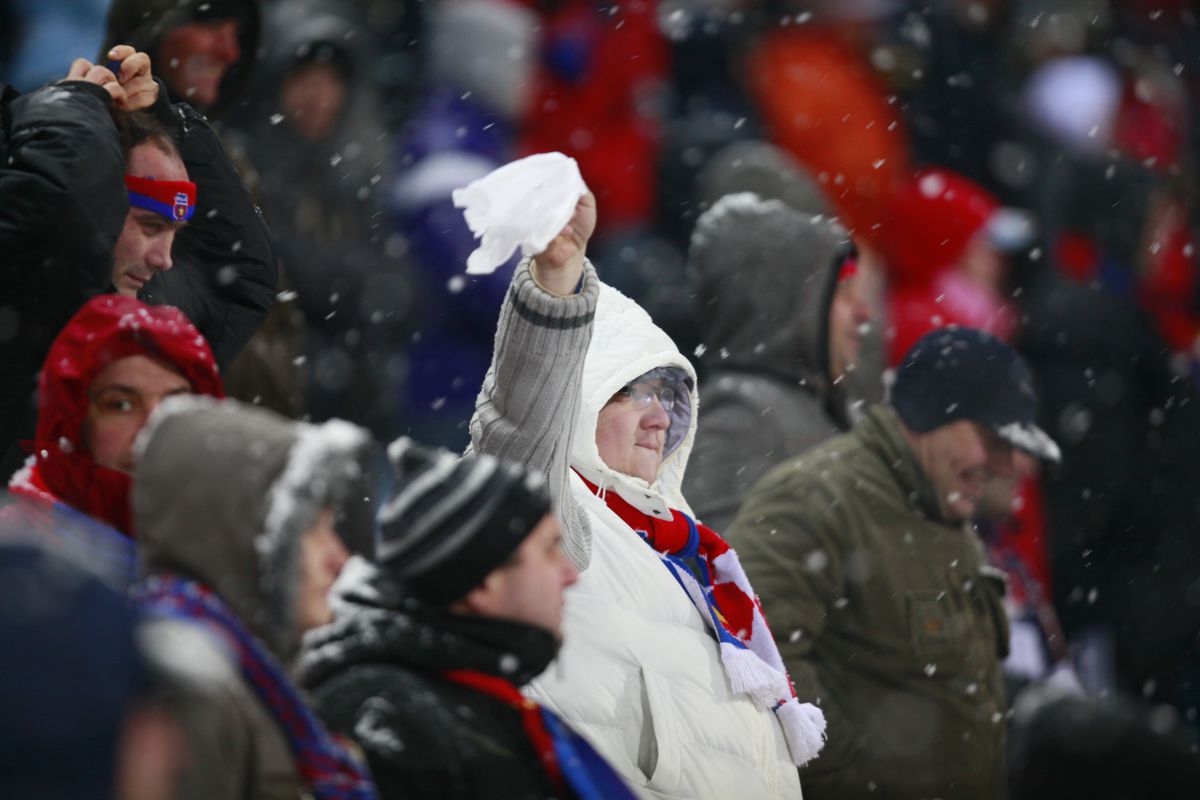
[3,0,1200,793]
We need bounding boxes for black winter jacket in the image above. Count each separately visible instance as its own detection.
[137,87,277,370]
[0,79,276,475]
[298,563,570,800]
[0,81,127,474]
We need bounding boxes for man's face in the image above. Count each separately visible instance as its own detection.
[975,450,1038,522]
[465,514,578,637]
[280,62,348,143]
[595,381,673,483]
[113,144,189,296]
[158,19,241,108]
[909,420,1017,523]
[827,275,873,382]
[84,354,192,472]
[295,509,351,634]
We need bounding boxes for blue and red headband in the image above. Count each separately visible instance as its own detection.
[124,175,197,222]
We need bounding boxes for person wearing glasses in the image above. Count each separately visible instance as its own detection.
[469,190,824,800]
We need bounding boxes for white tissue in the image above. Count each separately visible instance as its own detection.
[452,152,587,275]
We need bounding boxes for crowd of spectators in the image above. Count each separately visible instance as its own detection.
[3,0,1200,797]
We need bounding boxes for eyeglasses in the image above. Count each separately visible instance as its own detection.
[615,382,681,412]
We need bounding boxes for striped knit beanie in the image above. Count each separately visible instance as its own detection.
[376,438,552,605]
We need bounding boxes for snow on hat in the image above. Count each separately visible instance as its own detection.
[375,438,552,605]
[891,327,1060,462]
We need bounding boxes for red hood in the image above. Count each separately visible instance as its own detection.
[18,296,225,535]
[880,168,999,285]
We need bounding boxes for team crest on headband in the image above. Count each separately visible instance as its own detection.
[173,193,190,221]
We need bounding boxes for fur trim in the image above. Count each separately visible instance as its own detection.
[259,418,370,644]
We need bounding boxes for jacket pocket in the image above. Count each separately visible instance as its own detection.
[638,668,681,793]
[906,589,970,669]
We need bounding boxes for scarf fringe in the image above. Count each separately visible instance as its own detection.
[775,698,828,766]
[719,642,790,706]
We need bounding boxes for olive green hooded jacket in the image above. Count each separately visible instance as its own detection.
[726,405,1010,800]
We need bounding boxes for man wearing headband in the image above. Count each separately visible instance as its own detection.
[0,46,159,479]
[727,327,1063,799]
[469,191,823,799]
[112,110,196,296]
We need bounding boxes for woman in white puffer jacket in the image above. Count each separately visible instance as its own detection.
[470,190,823,799]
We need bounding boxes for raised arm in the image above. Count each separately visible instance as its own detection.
[470,192,598,569]
[0,79,126,277]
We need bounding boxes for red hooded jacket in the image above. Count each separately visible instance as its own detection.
[8,296,224,535]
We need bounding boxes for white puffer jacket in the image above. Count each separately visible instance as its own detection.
[471,260,804,799]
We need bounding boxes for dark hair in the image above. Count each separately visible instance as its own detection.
[114,110,180,161]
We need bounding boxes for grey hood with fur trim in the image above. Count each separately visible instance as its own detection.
[133,396,371,661]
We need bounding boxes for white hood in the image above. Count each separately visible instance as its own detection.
[569,282,698,520]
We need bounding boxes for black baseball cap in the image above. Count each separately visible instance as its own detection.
[891,327,1061,462]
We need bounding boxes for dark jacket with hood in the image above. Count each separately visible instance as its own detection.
[0,79,129,476]
[682,192,857,531]
[228,0,414,432]
[1017,150,1200,707]
[299,559,570,800]
[0,71,276,476]
[101,0,261,119]
[134,396,372,800]
[138,80,278,362]
[102,0,277,368]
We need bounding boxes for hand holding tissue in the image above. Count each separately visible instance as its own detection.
[452,152,588,275]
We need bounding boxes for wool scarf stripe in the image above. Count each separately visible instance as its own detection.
[131,575,377,800]
[578,474,827,767]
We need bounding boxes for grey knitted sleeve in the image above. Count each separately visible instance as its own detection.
[468,257,598,570]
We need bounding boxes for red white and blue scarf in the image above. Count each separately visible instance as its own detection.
[131,575,377,800]
[580,476,826,766]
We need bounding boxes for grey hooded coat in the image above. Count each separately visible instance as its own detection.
[134,397,372,800]
[683,193,858,531]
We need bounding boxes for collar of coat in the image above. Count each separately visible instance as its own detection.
[298,557,561,691]
[858,404,955,526]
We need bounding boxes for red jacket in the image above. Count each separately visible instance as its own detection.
[8,295,224,535]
